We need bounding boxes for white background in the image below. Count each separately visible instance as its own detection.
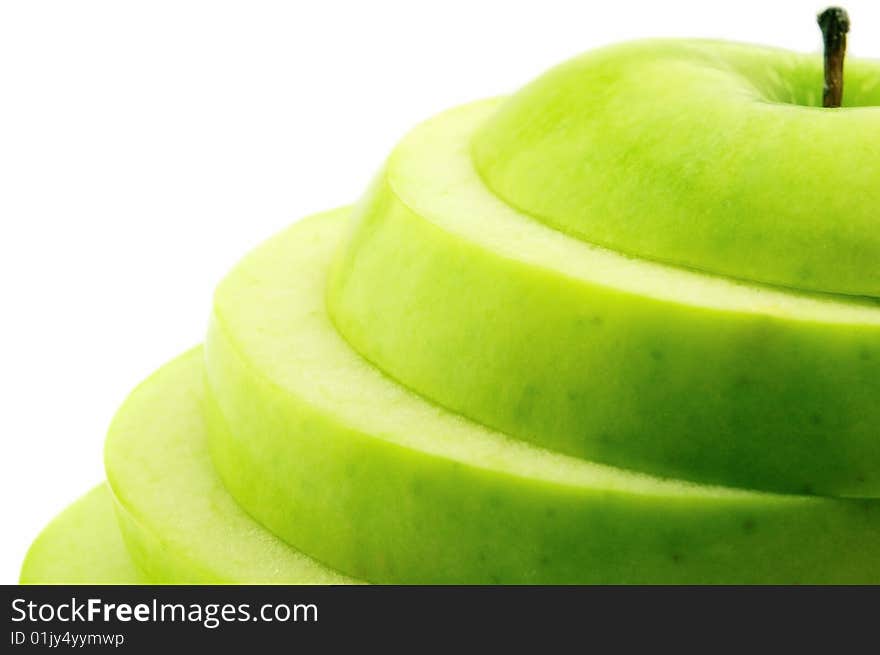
[1,0,878,583]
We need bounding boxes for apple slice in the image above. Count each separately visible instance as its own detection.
[327,99,880,497]
[20,484,145,584]
[473,39,880,297]
[104,347,356,584]
[206,208,880,584]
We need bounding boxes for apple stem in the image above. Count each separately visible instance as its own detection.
[818,6,850,108]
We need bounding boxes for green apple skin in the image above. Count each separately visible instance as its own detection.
[326,100,880,498]
[20,485,146,584]
[206,208,880,584]
[472,39,880,297]
[104,347,356,584]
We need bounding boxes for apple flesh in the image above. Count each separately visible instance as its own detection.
[473,39,880,297]
[20,485,145,584]
[104,347,356,584]
[327,100,880,497]
[206,208,880,584]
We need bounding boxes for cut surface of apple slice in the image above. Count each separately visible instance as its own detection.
[20,484,145,584]
[327,99,880,497]
[104,347,356,584]
[473,39,880,297]
[206,208,880,584]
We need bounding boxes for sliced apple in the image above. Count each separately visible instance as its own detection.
[20,484,145,584]
[104,347,356,584]
[326,99,880,497]
[473,39,880,297]
[206,208,880,584]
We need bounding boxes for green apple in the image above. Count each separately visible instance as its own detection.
[20,484,146,584]
[473,39,880,297]
[104,347,355,584]
[327,99,880,497]
[206,207,880,584]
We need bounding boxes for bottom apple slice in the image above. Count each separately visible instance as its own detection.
[104,347,357,584]
[206,207,880,584]
[20,484,146,584]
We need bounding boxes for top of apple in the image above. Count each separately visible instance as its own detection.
[472,38,880,298]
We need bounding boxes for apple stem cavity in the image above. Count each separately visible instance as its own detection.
[818,6,850,108]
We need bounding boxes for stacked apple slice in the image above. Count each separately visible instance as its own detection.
[22,40,880,584]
